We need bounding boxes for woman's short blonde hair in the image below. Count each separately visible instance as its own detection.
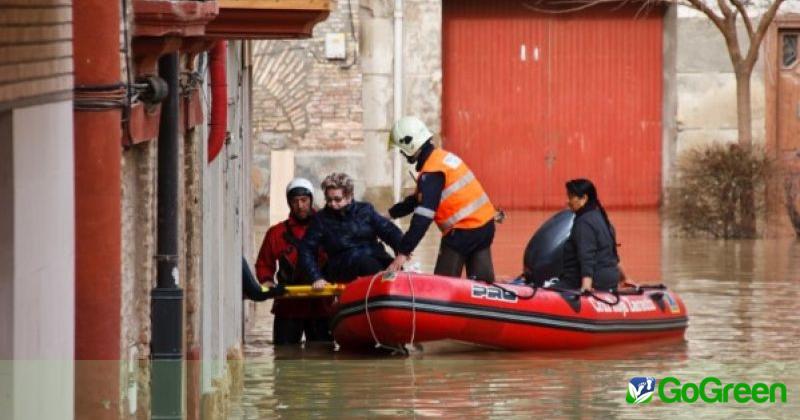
[320,172,354,197]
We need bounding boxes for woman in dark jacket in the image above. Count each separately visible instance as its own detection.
[299,172,403,289]
[560,179,624,292]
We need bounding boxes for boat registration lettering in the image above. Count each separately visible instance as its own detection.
[471,285,518,303]
[589,297,657,314]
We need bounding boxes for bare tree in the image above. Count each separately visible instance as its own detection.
[527,0,788,235]
[682,0,788,235]
[668,0,788,235]
[678,0,786,147]
[525,0,788,146]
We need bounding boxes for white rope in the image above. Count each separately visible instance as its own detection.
[406,271,416,348]
[365,271,406,354]
[364,271,385,349]
[364,270,418,355]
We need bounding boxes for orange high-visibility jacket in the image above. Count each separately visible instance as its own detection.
[417,148,495,233]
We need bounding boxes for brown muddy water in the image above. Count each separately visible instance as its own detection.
[236,211,800,418]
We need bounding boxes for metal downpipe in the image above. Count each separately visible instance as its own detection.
[393,0,404,203]
[151,51,184,420]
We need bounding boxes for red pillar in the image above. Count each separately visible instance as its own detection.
[73,0,122,417]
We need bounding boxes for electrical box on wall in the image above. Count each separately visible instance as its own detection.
[325,32,346,60]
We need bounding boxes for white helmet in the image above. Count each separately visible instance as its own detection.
[285,177,314,200]
[390,116,433,156]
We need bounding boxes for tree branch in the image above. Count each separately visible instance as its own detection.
[521,0,622,14]
[744,0,787,70]
[680,0,746,70]
[682,0,727,35]
[632,0,660,18]
[520,0,785,74]
[716,0,734,21]
[729,0,755,41]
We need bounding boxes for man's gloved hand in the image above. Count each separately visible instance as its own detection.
[388,195,418,219]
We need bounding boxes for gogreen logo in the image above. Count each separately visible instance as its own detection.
[627,377,657,404]
[627,376,788,405]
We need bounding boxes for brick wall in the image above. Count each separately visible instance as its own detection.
[251,0,363,209]
[0,1,73,109]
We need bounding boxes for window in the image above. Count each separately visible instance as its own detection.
[783,33,798,68]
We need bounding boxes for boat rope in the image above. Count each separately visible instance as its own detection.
[364,271,407,355]
[546,286,622,306]
[634,283,667,291]
[587,290,620,306]
[405,271,417,348]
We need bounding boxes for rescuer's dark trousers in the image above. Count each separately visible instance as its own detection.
[273,317,333,345]
[434,244,495,283]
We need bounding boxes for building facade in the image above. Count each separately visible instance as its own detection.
[1,2,75,418]
[251,0,367,225]
[1,1,331,419]
[251,0,800,214]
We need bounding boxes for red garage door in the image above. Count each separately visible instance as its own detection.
[443,1,663,209]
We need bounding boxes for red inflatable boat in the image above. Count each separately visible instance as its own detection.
[331,272,688,351]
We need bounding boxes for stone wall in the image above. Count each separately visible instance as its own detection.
[360,0,395,194]
[119,124,203,418]
[675,17,766,153]
[251,0,446,213]
[360,0,443,195]
[673,2,800,153]
[184,125,204,419]
[404,0,442,140]
[120,42,252,418]
[251,0,364,216]
[120,139,157,418]
[184,130,204,340]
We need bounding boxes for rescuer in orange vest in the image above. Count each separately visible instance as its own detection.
[386,116,496,282]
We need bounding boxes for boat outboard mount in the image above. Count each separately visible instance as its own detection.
[522,209,575,286]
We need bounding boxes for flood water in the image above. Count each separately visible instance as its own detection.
[237,210,800,418]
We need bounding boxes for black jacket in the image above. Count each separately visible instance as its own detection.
[560,204,620,290]
[299,201,402,282]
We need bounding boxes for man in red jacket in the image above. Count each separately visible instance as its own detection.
[256,177,332,345]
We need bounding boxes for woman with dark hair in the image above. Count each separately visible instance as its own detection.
[561,178,624,292]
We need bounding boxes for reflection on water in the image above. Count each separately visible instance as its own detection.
[235,359,798,418]
[237,211,800,417]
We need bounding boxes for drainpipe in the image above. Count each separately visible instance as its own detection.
[73,0,122,416]
[151,51,184,420]
[392,0,404,203]
[208,40,228,163]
